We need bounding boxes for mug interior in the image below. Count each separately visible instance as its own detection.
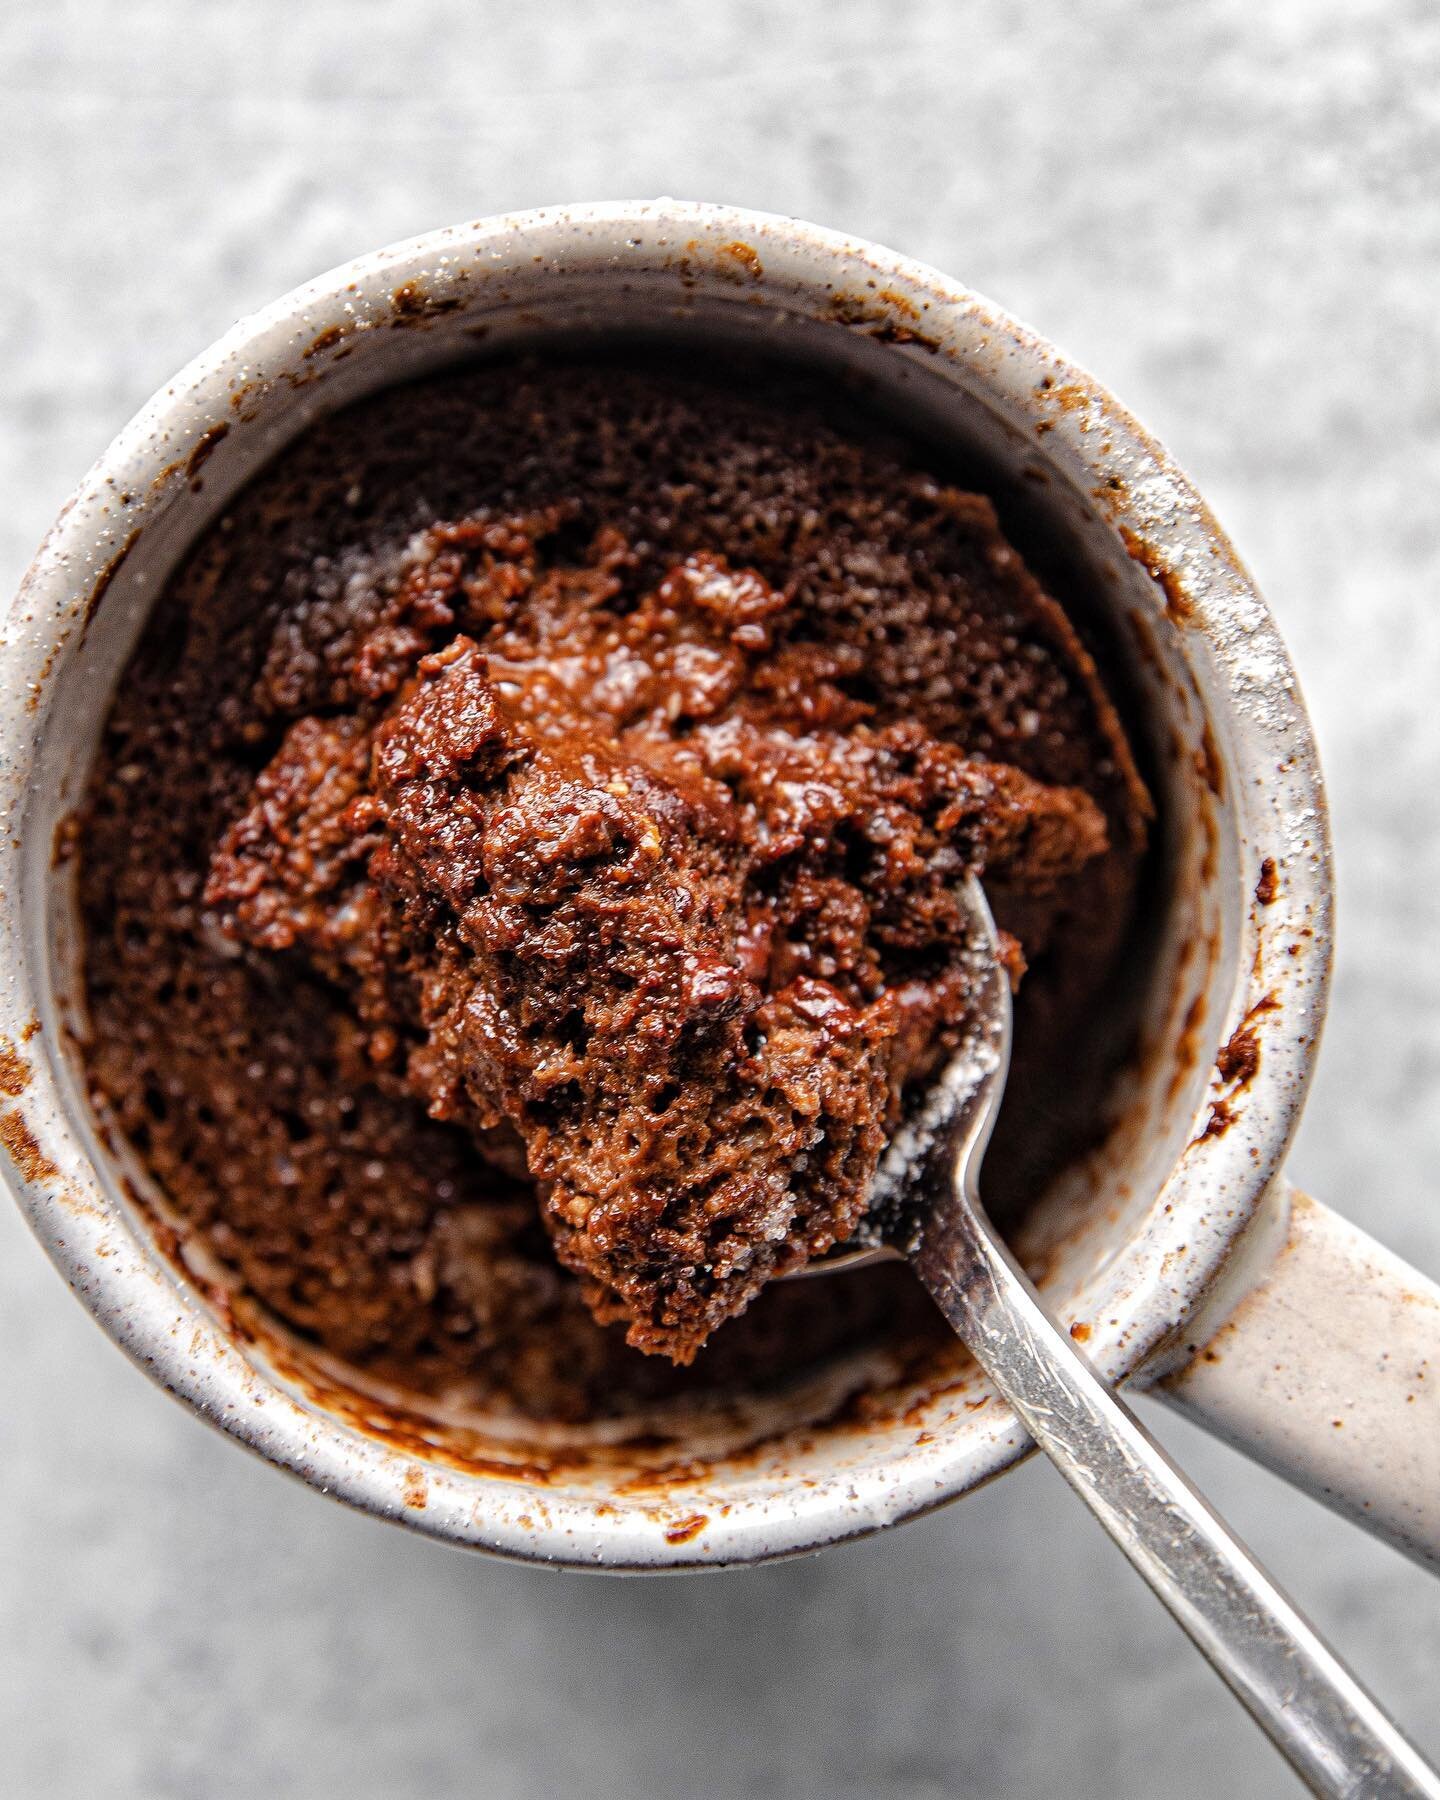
[4,205,1327,1565]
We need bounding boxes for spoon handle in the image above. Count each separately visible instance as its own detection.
[916,1183,1440,1799]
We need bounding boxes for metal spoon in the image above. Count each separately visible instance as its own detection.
[794,876,1439,1799]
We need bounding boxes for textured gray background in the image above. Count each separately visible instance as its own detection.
[3,2,1439,1795]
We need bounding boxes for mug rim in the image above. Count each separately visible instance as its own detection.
[0,199,1333,1567]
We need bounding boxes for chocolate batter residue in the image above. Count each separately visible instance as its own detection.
[79,357,1149,1416]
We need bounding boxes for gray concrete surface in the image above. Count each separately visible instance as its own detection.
[3,2,1439,1794]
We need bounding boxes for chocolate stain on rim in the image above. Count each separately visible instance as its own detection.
[0,1037,32,1097]
[185,422,230,485]
[390,281,466,327]
[27,632,71,714]
[867,320,942,350]
[827,291,943,352]
[303,323,348,360]
[876,287,921,321]
[1118,524,1196,627]
[1216,1025,1261,1088]
[1166,991,1209,1108]
[1197,720,1225,800]
[0,1107,58,1184]
[79,527,141,641]
[717,240,764,280]
[662,1512,709,1545]
[1192,992,1281,1144]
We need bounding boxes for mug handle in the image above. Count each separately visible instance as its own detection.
[1154,1183,1440,1569]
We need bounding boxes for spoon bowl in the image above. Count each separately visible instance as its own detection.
[789,872,1011,1281]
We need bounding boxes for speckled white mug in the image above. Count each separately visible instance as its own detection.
[5,202,1438,1570]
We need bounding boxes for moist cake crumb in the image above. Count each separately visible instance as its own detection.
[79,356,1149,1413]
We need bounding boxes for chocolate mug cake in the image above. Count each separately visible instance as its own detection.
[77,354,1149,1421]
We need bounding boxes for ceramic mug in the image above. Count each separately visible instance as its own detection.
[5,202,1437,1571]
